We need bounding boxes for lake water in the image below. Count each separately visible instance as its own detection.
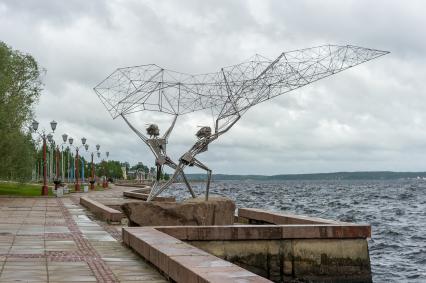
[167,179,426,282]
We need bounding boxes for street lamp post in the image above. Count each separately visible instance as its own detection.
[68,137,74,183]
[102,151,110,188]
[82,143,89,184]
[55,145,60,189]
[46,134,55,183]
[68,137,87,192]
[96,151,101,186]
[61,134,68,184]
[89,144,100,190]
[31,120,58,196]
[96,151,105,187]
[76,148,80,191]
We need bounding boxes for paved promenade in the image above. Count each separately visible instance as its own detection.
[0,188,167,282]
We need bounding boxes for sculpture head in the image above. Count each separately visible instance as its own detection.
[146,124,160,137]
[196,126,211,139]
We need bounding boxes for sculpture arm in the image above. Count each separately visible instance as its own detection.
[162,114,178,140]
[213,113,241,140]
[218,114,240,135]
[120,114,148,143]
[216,68,241,135]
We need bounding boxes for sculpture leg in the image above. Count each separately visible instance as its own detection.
[147,164,162,201]
[192,158,212,201]
[156,164,162,181]
[148,179,159,199]
[165,159,196,198]
[180,171,196,198]
[147,163,187,201]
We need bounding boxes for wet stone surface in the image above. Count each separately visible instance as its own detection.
[0,197,167,282]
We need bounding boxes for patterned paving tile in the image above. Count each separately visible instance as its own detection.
[0,196,167,283]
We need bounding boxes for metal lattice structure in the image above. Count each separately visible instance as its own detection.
[214,45,389,131]
[94,65,224,118]
[94,44,389,201]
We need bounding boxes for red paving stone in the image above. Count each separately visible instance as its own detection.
[56,198,118,282]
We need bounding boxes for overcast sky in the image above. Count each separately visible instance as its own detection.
[1,0,425,175]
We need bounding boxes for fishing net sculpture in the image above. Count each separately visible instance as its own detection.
[94,44,389,201]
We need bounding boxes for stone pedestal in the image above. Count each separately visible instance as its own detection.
[121,196,236,226]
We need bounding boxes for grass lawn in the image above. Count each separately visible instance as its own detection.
[65,184,105,192]
[0,182,54,196]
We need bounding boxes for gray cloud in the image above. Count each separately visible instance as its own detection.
[1,0,425,174]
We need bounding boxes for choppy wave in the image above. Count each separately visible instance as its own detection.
[166,179,426,282]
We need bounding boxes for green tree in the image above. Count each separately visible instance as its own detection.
[0,42,42,181]
[130,162,148,173]
[96,160,123,179]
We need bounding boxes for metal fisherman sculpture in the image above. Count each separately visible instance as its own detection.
[94,44,389,201]
[120,113,196,200]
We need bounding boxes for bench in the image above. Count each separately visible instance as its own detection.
[80,196,124,223]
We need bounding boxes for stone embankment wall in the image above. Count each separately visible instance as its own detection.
[189,238,371,283]
[85,188,373,283]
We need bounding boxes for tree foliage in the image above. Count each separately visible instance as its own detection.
[96,160,123,179]
[127,162,169,180]
[130,162,149,174]
[0,42,42,181]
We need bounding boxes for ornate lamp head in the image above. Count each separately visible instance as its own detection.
[50,120,57,132]
[32,120,39,132]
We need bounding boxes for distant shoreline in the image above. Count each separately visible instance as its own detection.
[182,171,426,181]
